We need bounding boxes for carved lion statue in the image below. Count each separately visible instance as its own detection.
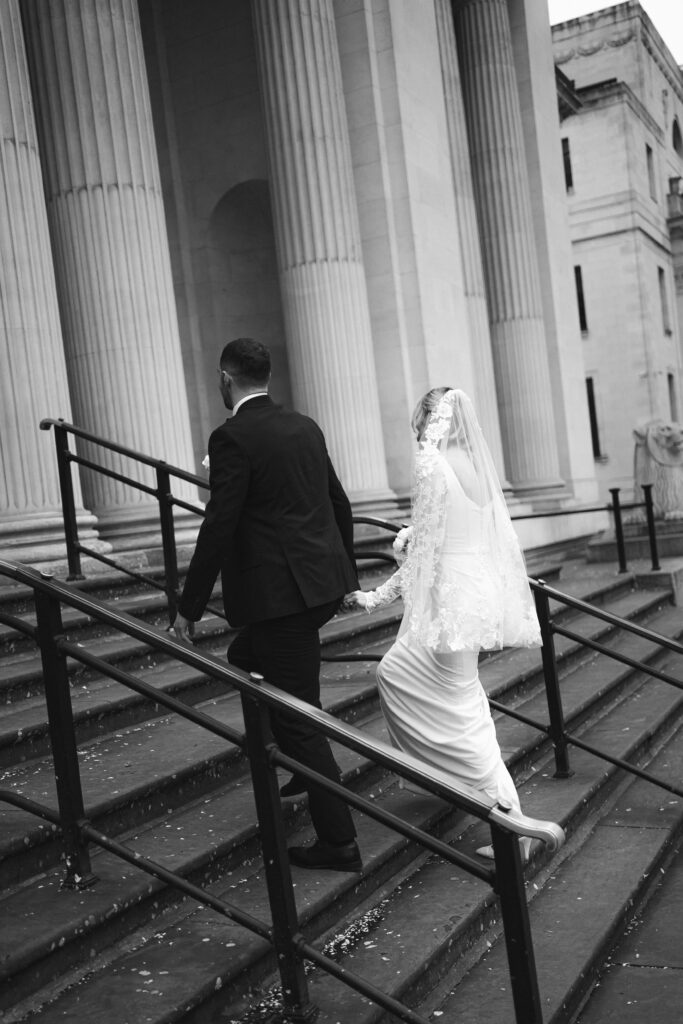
[633,419,683,520]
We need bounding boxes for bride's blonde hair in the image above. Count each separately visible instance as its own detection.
[411,386,455,440]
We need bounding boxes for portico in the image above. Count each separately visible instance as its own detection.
[0,0,597,562]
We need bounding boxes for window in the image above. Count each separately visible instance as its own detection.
[646,144,656,199]
[574,265,588,333]
[562,137,573,191]
[586,378,602,458]
[673,118,683,157]
[668,373,679,422]
[658,267,671,334]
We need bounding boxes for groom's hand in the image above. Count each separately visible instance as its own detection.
[171,613,195,643]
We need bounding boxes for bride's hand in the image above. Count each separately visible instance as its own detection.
[343,591,370,610]
[393,525,413,565]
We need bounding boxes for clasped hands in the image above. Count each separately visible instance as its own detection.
[170,526,414,627]
[343,525,412,610]
[392,525,412,565]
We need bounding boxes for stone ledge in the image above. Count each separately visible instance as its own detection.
[634,558,683,606]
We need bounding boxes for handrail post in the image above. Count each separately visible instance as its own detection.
[534,585,573,778]
[641,484,661,571]
[34,579,96,888]
[156,464,180,624]
[52,422,84,580]
[240,689,318,1023]
[609,487,628,574]
[491,824,543,1024]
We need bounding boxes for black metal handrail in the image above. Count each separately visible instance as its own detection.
[40,417,204,481]
[39,420,406,615]
[0,559,563,1024]
[510,484,660,574]
[529,578,683,795]
[40,417,209,619]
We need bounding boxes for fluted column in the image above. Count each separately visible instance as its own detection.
[21,0,198,543]
[453,0,563,494]
[0,0,101,563]
[252,0,390,499]
[434,0,507,486]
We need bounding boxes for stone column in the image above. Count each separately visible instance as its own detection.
[21,0,198,545]
[0,0,101,563]
[434,0,507,486]
[453,0,563,495]
[251,0,391,499]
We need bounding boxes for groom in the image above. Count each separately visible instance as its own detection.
[173,338,361,871]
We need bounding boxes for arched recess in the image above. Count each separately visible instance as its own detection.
[673,117,683,157]
[206,181,292,410]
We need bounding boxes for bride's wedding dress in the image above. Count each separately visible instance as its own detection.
[367,459,527,811]
[357,390,543,857]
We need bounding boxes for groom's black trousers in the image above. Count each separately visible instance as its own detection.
[227,597,356,845]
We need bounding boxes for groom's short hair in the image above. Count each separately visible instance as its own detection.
[220,337,271,387]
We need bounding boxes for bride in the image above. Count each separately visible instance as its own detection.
[346,388,542,860]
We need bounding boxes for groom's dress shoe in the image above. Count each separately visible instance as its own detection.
[288,840,362,873]
[280,776,307,797]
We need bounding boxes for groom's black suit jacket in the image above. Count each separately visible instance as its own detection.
[178,395,359,627]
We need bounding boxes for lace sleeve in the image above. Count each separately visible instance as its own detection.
[364,569,404,612]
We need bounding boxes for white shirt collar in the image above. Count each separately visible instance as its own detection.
[232,392,268,416]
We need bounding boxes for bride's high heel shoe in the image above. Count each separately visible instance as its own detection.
[475,836,533,865]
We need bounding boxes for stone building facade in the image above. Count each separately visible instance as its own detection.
[0,0,598,565]
[552,1,683,501]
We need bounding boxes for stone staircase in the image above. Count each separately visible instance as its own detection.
[0,556,682,1023]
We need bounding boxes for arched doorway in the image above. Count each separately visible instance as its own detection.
[207,181,292,409]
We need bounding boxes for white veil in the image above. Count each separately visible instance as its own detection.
[398,389,541,652]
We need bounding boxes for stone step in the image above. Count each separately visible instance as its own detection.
[0,599,401,764]
[0,573,674,883]
[0,565,660,767]
[574,827,683,1024]
[0,554,560,669]
[222,682,683,1024]
[489,601,683,776]
[7,637,680,1024]
[479,583,673,707]
[0,665,382,889]
[0,566,400,707]
[0,581,674,889]
[0,711,398,1011]
[0,539,397,638]
[0,559,678,1023]
[421,722,683,1024]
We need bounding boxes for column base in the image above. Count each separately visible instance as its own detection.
[94,503,201,552]
[510,481,569,504]
[512,491,607,558]
[351,492,409,557]
[0,509,107,567]
[349,489,402,513]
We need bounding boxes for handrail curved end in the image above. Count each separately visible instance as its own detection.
[489,806,566,853]
[39,417,68,431]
